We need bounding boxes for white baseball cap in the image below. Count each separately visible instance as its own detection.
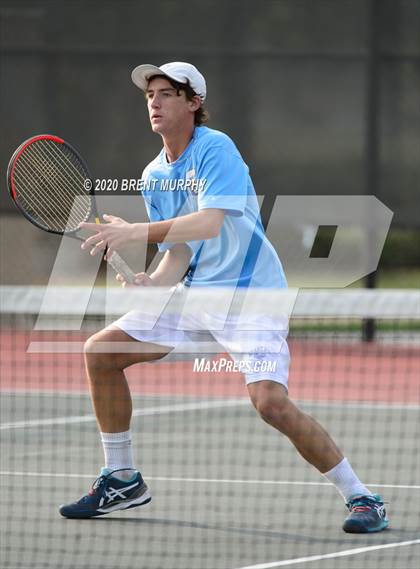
[131,61,207,101]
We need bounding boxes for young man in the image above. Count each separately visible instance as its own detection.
[59,62,388,534]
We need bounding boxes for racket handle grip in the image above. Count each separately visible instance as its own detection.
[107,252,137,284]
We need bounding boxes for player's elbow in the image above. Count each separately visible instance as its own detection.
[205,225,221,239]
[202,209,225,239]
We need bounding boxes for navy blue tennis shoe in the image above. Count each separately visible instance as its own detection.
[343,493,388,533]
[59,468,151,518]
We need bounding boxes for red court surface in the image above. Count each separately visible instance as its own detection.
[1,330,419,403]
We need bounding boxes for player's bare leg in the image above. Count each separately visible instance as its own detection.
[247,380,343,472]
[84,327,172,432]
[247,380,388,533]
[59,328,167,518]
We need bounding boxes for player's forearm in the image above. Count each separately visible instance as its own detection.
[149,245,192,286]
[134,209,224,244]
[149,267,185,286]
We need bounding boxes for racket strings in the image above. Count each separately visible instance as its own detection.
[14,157,86,232]
[27,144,78,202]
[12,140,92,232]
[15,151,82,217]
[43,140,92,220]
[44,140,87,189]
[14,144,88,224]
[13,160,78,231]
[27,141,88,214]
[25,142,89,221]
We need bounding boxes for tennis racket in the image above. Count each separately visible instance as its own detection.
[7,134,136,283]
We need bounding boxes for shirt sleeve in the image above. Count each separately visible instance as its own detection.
[197,145,248,217]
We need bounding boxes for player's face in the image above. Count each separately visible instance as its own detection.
[145,77,198,135]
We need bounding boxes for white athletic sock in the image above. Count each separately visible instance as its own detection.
[323,457,373,502]
[100,430,135,481]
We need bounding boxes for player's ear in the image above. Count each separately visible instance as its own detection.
[189,95,201,112]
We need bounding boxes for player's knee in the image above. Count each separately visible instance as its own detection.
[83,331,117,371]
[254,398,282,425]
[250,385,290,428]
[83,331,103,357]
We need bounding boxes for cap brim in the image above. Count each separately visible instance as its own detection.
[131,64,167,91]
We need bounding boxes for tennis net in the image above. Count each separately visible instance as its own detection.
[1,286,419,569]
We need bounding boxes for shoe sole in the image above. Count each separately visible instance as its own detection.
[343,519,389,533]
[60,489,152,519]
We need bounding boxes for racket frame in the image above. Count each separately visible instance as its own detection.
[7,134,137,283]
[7,134,94,236]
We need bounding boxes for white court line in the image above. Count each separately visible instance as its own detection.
[1,390,419,409]
[0,398,250,430]
[233,539,420,569]
[0,471,418,490]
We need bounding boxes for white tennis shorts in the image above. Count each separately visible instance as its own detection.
[112,286,290,389]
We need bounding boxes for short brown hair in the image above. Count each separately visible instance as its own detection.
[147,74,210,126]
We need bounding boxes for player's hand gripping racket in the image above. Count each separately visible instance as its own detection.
[7,134,136,283]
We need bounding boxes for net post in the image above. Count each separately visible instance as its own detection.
[363,0,381,342]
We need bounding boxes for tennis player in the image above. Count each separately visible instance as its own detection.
[59,62,388,533]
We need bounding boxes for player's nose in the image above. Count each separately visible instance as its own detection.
[149,95,161,109]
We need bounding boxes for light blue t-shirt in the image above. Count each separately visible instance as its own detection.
[141,126,287,289]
